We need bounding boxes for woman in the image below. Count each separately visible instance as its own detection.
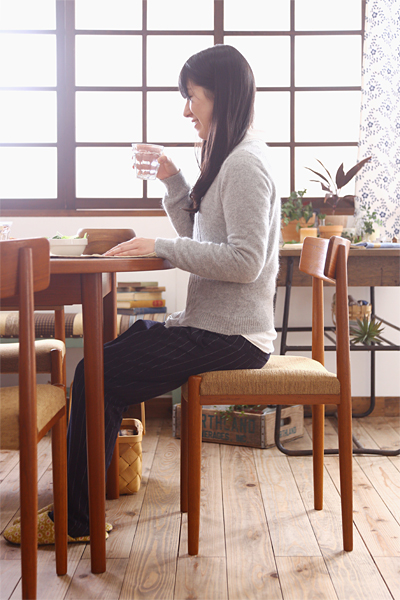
[4,44,280,543]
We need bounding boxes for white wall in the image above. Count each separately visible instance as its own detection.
[6,215,400,397]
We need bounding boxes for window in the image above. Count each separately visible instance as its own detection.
[0,0,364,216]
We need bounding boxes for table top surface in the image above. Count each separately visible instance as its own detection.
[49,255,173,274]
[279,246,400,258]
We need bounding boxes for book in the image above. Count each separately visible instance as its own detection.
[117,285,165,293]
[117,306,167,315]
[116,291,164,301]
[117,281,158,291]
[117,299,166,308]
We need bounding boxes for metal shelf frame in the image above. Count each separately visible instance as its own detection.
[274,256,400,457]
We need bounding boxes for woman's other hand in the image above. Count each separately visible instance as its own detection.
[157,154,179,180]
[103,237,155,257]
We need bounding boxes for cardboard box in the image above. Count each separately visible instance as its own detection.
[172,404,303,449]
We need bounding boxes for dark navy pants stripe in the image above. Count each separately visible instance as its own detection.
[65,320,269,536]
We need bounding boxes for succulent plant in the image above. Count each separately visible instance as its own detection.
[350,316,384,345]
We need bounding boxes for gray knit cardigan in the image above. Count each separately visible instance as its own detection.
[154,136,280,335]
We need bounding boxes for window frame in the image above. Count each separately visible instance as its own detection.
[0,0,365,217]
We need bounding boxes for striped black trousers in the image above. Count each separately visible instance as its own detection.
[65,320,269,536]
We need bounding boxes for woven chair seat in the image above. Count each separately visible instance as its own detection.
[181,355,340,398]
[0,384,66,450]
[0,339,65,373]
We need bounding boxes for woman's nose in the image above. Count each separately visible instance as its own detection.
[183,99,192,118]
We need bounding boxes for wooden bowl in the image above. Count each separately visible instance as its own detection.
[76,228,135,255]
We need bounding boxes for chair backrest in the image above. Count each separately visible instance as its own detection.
[0,238,50,300]
[0,238,51,444]
[299,236,351,389]
[298,236,350,284]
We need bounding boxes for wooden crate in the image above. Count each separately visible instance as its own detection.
[172,404,303,449]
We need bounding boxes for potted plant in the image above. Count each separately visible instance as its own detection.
[306,156,372,239]
[281,189,315,243]
[357,203,383,242]
[350,316,384,346]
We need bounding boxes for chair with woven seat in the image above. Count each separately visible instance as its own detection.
[0,238,68,600]
[181,235,353,555]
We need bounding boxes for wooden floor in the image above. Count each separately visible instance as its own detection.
[0,415,399,600]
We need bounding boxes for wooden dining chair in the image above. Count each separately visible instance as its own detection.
[0,238,68,600]
[180,235,353,555]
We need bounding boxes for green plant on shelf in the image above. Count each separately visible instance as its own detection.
[281,189,314,231]
[341,230,363,243]
[350,316,384,346]
[358,203,383,238]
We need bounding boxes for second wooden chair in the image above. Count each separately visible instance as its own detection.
[180,236,353,556]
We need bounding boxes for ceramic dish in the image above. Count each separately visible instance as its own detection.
[49,238,88,256]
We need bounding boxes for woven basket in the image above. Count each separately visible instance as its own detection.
[332,301,372,325]
[118,418,143,495]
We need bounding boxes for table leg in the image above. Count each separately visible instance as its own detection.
[81,273,106,574]
[104,274,120,500]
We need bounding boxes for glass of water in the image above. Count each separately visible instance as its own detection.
[0,222,13,240]
[131,143,164,180]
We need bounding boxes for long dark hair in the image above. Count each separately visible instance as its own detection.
[179,45,256,213]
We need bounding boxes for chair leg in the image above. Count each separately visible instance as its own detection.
[106,439,120,500]
[52,413,68,576]
[180,394,188,513]
[187,376,202,556]
[337,400,353,551]
[20,439,38,599]
[140,402,146,435]
[312,404,324,510]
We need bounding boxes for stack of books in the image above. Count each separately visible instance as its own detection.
[116,281,167,322]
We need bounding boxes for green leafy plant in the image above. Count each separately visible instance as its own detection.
[50,232,87,239]
[358,204,383,237]
[341,229,362,243]
[281,189,314,230]
[350,316,384,345]
[306,156,372,214]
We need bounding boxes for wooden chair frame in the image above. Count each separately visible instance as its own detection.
[181,236,353,555]
[0,238,68,599]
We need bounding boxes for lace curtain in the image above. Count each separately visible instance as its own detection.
[355,0,400,239]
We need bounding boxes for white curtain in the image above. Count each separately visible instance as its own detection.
[355,0,400,239]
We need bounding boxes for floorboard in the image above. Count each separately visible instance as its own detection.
[0,415,399,600]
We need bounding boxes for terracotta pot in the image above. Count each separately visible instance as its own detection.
[318,225,343,239]
[281,215,315,243]
[324,215,348,227]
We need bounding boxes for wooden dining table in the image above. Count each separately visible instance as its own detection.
[24,256,173,573]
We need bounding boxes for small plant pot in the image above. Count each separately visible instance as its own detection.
[318,224,343,239]
[363,231,377,242]
[324,215,348,227]
[299,227,318,243]
[281,215,315,243]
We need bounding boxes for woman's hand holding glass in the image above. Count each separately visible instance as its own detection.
[103,237,155,257]
[156,155,179,180]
